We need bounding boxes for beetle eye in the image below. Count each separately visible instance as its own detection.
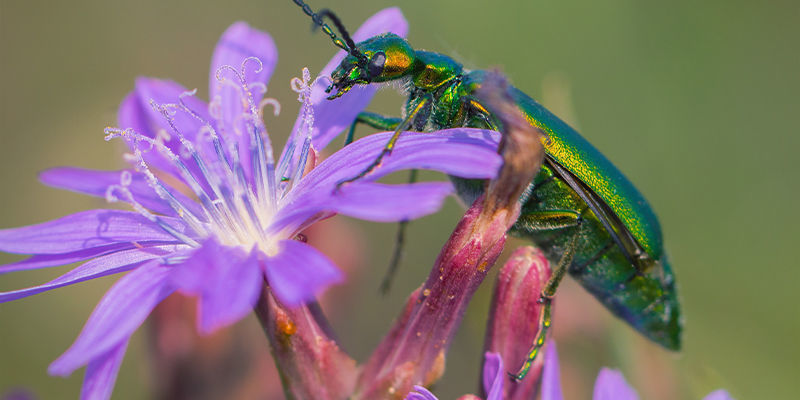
[367,52,386,78]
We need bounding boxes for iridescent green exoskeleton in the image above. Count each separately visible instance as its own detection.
[292,1,681,379]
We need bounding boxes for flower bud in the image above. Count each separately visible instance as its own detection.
[483,246,552,400]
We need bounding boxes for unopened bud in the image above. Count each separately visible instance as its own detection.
[483,246,552,399]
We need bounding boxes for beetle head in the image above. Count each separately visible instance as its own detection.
[326,34,416,99]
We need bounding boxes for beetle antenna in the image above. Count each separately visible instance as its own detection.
[292,1,366,63]
[316,9,367,64]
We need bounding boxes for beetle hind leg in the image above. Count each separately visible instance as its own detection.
[510,209,584,380]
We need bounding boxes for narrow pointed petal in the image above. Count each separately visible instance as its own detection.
[270,182,454,235]
[263,239,343,307]
[405,386,438,400]
[285,7,408,154]
[593,368,639,400]
[209,22,277,97]
[118,78,214,191]
[703,390,735,400]
[288,129,501,202]
[0,243,143,274]
[0,246,180,303]
[0,209,191,254]
[49,260,175,376]
[209,22,278,181]
[40,167,202,218]
[270,129,500,235]
[120,77,207,137]
[80,339,129,400]
[482,352,504,400]
[540,341,563,400]
[328,182,453,222]
[170,239,262,334]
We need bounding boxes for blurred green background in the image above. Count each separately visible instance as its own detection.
[1,0,797,399]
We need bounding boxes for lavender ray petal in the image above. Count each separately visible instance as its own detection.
[0,209,193,254]
[482,352,504,400]
[118,79,214,191]
[170,239,262,334]
[79,337,129,400]
[540,341,564,400]
[593,368,639,400]
[40,167,202,218]
[328,182,453,221]
[289,129,501,200]
[703,390,735,400]
[0,243,151,274]
[209,22,277,182]
[209,21,277,98]
[404,386,439,400]
[283,7,408,157]
[0,245,183,303]
[269,182,453,235]
[48,259,176,376]
[263,239,343,307]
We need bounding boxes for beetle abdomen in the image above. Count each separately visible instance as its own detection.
[512,163,681,350]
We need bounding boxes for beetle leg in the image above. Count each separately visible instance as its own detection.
[378,169,419,295]
[335,97,429,189]
[343,112,403,146]
[511,209,583,380]
[341,112,414,294]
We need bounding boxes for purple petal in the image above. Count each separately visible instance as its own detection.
[285,7,409,154]
[80,338,129,400]
[703,390,735,400]
[209,22,278,182]
[482,352,504,400]
[0,209,191,254]
[170,239,262,334]
[593,368,639,400]
[540,341,564,400]
[0,246,180,303]
[263,239,343,307]
[118,78,211,173]
[326,182,453,221]
[49,260,175,376]
[271,182,453,235]
[404,386,438,400]
[290,129,501,201]
[40,167,202,218]
[209,22,277,97]
[0,243,143,274]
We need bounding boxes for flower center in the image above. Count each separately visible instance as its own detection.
[104,60,318,258]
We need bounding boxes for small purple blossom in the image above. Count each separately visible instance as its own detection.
[541,341,736,400]
[0,9,502,400]
[404,352,504,400]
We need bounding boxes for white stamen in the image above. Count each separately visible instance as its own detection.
[103,65,320,257]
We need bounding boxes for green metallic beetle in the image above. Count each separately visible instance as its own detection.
[292,1,681,379]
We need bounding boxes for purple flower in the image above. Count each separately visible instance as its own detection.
[404,352,505,400]
[541,341,736,400]
[0,9,501,400]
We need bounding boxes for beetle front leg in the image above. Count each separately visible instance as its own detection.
[344,111,403,146]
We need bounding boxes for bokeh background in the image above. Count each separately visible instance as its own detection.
[1,0,797,399]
